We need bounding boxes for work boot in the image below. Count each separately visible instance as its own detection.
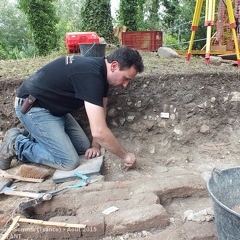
[0,128,25,170]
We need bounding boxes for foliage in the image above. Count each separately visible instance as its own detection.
[0,0,224,58]
[0,0,33,59]
[188,0,218,50]
[80,0,114,43]
[0,42,6,60]
[165,34,188,50]
[116,0,162,31]
[147,0,160,30]
[165,35,178,46]
[54,0,83,52]
[118,0,139,31]
[18,0,60,56]
[161,0,217,50]
[55,0,82,32]
[136,0,146,29]
[160,0,181,29]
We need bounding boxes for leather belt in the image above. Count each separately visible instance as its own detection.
[14,97,41,108]
[14,97,25,107]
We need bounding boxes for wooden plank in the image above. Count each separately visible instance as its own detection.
[220,59,238,65]
[0,216,21,240]
[18,217,86,229]
[218,53,237,61]
[176,50,235,55]
[1,216,87,240]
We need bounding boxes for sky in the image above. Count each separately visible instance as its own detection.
[111,0,120,18]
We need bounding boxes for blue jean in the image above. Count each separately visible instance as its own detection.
[15,105,90,170]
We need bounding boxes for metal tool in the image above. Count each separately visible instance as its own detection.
[0,179,14,192]
[0,180,47,199]
[18,172,98,211]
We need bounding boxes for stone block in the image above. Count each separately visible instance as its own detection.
[52,154,104,183]
[144,228,182,240]
[105,204,169,235]
[157,47,179,58]
[183,221,217,240]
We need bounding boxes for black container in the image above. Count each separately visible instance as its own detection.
[79,43,106,57]
[207,167,240,240]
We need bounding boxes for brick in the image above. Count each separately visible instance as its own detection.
[80,215,105,238]
[45,216,82,239]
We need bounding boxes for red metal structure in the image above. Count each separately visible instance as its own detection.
[186,0,240,66]
[214,0,240,49]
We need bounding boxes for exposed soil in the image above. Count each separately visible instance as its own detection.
[0,51,240,239]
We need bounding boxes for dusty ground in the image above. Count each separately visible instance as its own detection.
[0,51,240,239]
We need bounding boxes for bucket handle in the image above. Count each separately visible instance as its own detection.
[82,42,97,56]
[211,167,222,183]
[212,167,221,175]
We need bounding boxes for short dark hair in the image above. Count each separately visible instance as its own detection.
[106,46,144,73]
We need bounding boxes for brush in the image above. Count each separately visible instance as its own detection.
[0,165,53,183]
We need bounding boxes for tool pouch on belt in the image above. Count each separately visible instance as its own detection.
[20,95,36,114]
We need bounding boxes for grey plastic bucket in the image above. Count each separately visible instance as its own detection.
[207,167,240,240]
[79,43,106,57]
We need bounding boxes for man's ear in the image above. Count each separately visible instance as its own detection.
[110,61,119,72]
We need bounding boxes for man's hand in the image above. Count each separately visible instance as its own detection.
[85,147,101,159]
[123,152,136,168]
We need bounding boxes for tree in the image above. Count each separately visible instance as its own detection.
[0,41,6,60]
[18,0,59,56]
[161,0,181,29]
[136,0,146,30]
[118,0,139,31]
[0,0,31,59]
[55,0,83,33]
[150,0,160,28]
[116,0,161,31]
[80,0,114,43]
[146,0,160,30]
[54,0,83,51]
[161,0,211,50]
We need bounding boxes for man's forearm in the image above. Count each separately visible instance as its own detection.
[94,127,127,159]
[91,138,101,149]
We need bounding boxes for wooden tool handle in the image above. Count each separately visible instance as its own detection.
[18,193,52,211]
[3,190,42,198]
[0,174,43,183]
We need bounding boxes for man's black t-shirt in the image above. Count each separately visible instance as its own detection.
[17,56,109,116]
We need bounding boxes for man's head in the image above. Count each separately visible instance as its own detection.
[106,46,144,73]
[106,47,144,88]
